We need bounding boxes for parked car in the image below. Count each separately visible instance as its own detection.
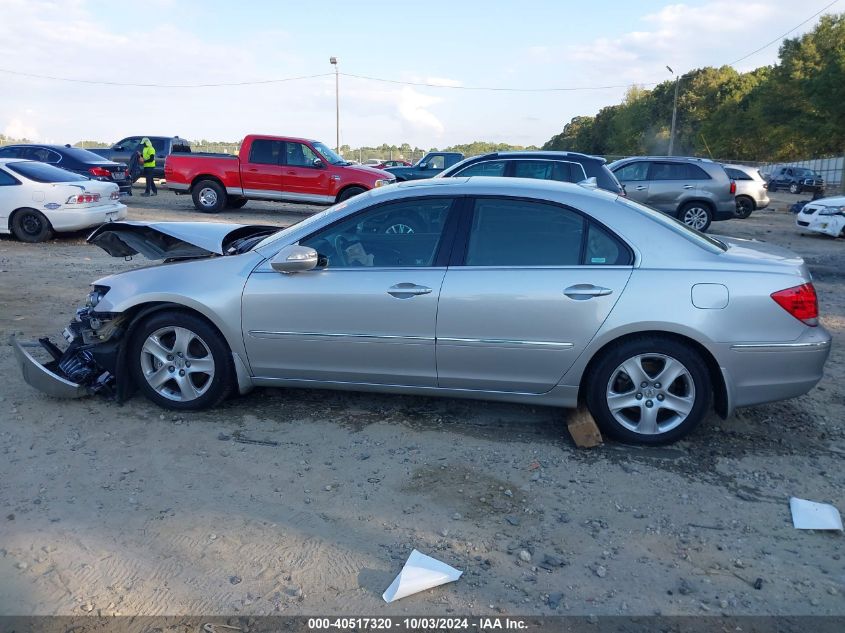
[795,195,845,237]
[364,158,386,167]
[766,166,825,195]
[0,159,126,242]
[13,177,829,445]
[0,144,131,195]
[608,157,737,231]
[385,152,464,181]
[89,136,191,179]
[378,160,412,168]
[165,134,395,212]
[438,151,624,194]
[722,164,770,219]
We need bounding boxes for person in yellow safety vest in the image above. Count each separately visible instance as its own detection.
[140,138,157,197]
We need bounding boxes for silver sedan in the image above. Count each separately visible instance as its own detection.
[13,178,831,444]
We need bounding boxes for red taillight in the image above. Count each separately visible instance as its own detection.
[771,283,818,325]
[66,193,101,204]
[730,180,737,195]
[89,166,111,178]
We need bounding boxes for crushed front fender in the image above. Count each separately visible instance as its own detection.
[12,337,89,398]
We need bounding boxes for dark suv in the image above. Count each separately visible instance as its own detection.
[89,136,191,179]
[766,166,825,195]
[438,151,624,194]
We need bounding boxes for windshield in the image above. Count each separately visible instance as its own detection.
[795,168,816,177]
[312,141,346,165]
[616,196,727,252]
[7,161,89,183]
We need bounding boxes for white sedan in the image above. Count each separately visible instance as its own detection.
[0,158,127,242]
[795,195,845,238]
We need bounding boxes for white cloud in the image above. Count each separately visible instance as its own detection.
[4,117,39,139]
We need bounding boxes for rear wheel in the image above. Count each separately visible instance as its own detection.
[585,336,712,444]
[735,195,754,219]
[679,202,713,232]
[192,180,227,213]
[337,186,366,202]
[11,208,54,242]
[129,311,233,410]
[227,196,248,209]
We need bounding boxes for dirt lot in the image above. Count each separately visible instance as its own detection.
[1,187,843,617]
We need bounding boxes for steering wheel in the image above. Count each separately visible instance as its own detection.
[333,234,352,266]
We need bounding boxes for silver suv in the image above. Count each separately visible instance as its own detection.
[723,164,770,219]
[608,157,737,231]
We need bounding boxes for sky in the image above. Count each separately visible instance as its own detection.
[0,0,839,149]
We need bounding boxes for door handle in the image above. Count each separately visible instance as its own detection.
[287,170,297,175]
[564,284,613,300]
[387,283,432,298]
[634,185,647,191]
[683,184,695,189]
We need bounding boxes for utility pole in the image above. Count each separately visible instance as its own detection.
[667,66,679,156]
[330,57,339,154]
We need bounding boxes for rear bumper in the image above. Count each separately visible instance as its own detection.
[12,338,88,398]
[719,327,832,412]
[49,203,128,232]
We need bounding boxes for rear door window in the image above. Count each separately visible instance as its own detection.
[248,139,283,165]
[512,160,574,182]
[649,162,689,180]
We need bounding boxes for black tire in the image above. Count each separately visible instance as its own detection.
[191,179,227,213]
[585,336,712,445]
[735,195,755,219]
[679,202,713,232]
[11,208,54,243]
[128,310,233,411]
[337,186,367,202]
[382,214,423,234]
[227,196,248,209]
[789,182,801,194]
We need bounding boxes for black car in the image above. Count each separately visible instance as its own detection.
[437,151,624,195]
[0,144,131,194]
[88,135,191,178]
[766,165,825,195]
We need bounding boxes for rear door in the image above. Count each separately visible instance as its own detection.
[613,161,650,203]
[240,138,284,198]
[281,141,332,203]
[436,197,633,393]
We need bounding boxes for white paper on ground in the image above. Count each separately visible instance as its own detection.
[382,549,463,603]
[789,497,844,530]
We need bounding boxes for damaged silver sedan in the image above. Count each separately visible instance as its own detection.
[13,178,831,444]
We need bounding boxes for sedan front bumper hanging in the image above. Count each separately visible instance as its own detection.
[12,338,90,398]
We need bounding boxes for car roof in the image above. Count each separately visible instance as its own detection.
[464,150,605,164]
[614,155,716,163]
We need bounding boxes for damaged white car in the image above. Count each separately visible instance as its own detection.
[11,178,831,444]
[796,196,845,237]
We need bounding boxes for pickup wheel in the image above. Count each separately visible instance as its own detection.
[192,180,227,213]
[337,186,366,202]
[227,197,248,209]
[789,182,801,194]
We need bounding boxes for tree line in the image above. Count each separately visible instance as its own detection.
[543,13,845,162]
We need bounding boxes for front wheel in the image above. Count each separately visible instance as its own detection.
[11,208,54,242]
[192,180,227,213]
[679,202,713,232]
[128,311,233,410]
[735,196,754,219]
[585,336,712,444]
[789,182,801,194]
[337,186,367,202]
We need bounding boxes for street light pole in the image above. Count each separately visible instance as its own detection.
[667,65,679,156]
[330,57,339,154]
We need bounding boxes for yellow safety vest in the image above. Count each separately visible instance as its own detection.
[142,145,156,168]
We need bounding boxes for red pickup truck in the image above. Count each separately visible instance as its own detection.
[165,134,395,212]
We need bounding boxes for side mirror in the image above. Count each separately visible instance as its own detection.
[418,162,428,169]
[312,158,324,169]
[270,245,319,273]
[114,146,124,151]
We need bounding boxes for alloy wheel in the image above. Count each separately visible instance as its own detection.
[139,326,215,402]
[605,353,696,436]
[682,207,709,230]
[199,187,218,208]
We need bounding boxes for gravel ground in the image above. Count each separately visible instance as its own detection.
[0,186,843,617]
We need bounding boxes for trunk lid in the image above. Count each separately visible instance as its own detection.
[714,235,811,278]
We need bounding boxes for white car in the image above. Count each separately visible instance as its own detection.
[795,195,845,237]
[0,158,127,242]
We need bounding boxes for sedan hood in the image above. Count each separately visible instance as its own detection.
[87,221,279,259]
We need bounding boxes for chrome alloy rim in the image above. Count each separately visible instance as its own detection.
[605,353,695,435]
[198,187,218,207]
[140,326,215,402]
[682,207,709,230]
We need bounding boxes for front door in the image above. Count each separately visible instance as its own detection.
[282,141,332,203]
[242,197,458,385]
[613,160,650,204]
[436,197,633,393]
[241,138,284,198]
